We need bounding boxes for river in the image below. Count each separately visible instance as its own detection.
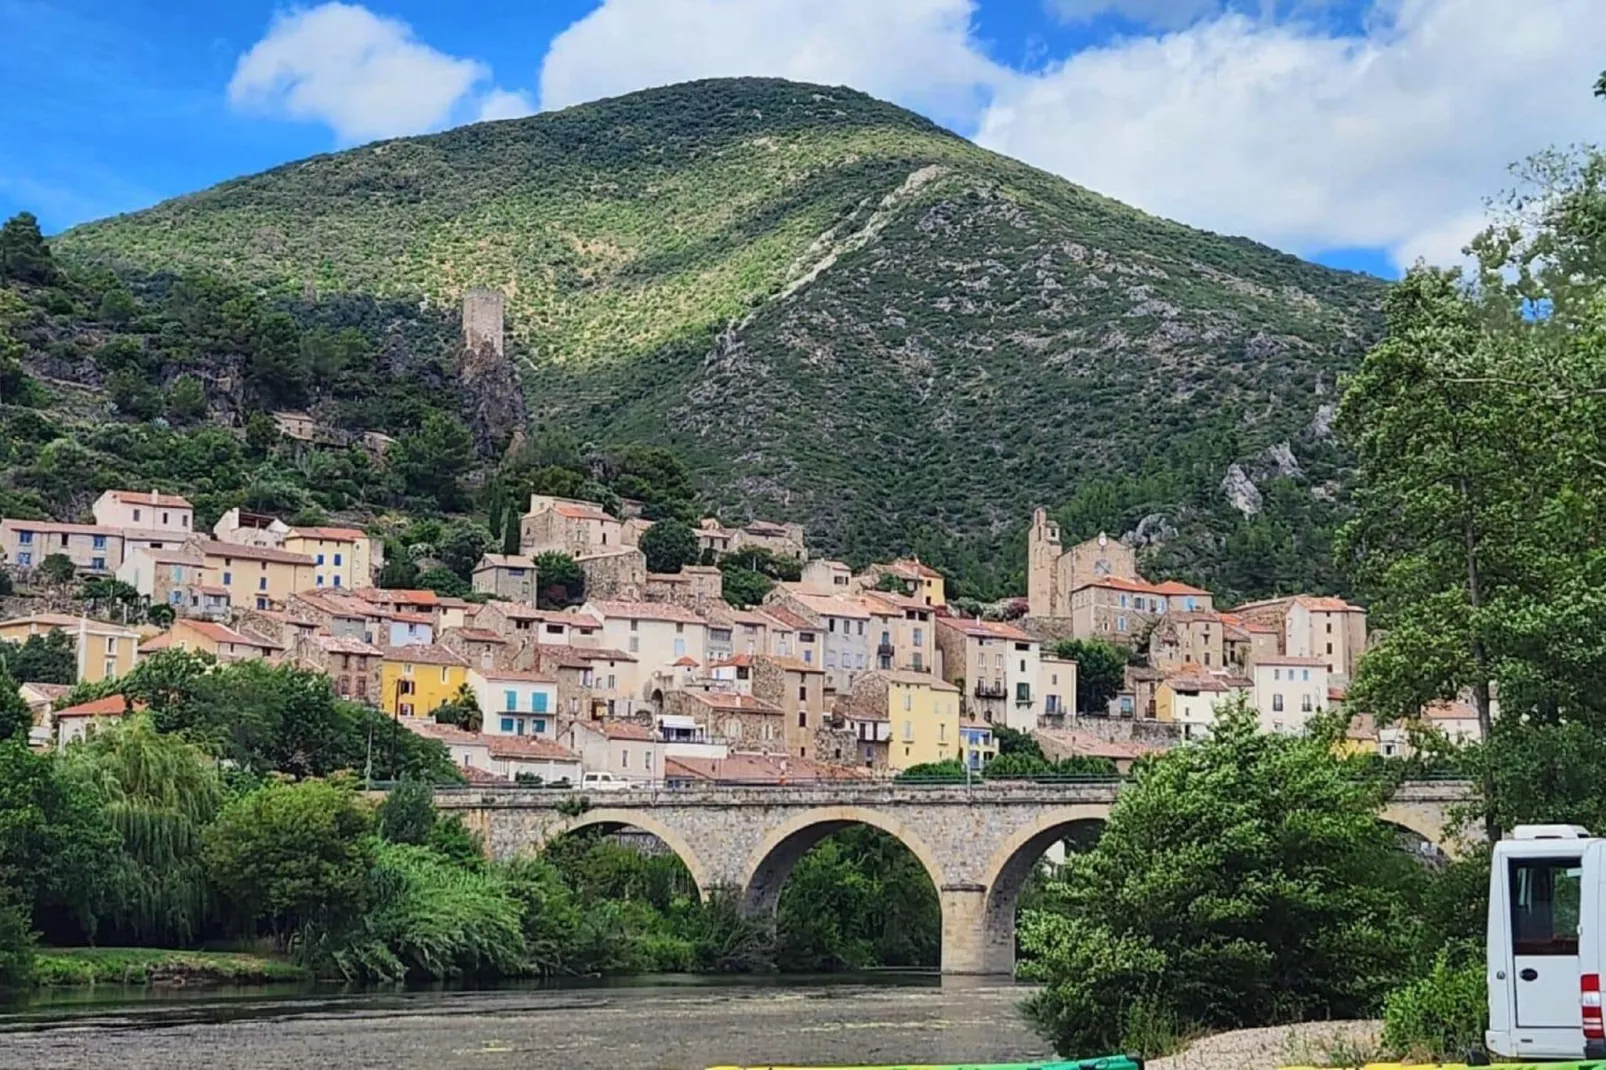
[0,975,1054,1070]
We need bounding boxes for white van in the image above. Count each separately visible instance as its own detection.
[1486,824,1591,1060]
[581,771,632,792]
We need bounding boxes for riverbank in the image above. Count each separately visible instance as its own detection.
[32,949,309,988]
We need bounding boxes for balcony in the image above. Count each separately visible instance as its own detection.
[974,681,1007,699]
[876,642,895,658]
[1015,688,1033,706]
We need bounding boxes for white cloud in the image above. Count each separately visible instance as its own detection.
[537,0,1010,130]
[977,0,1606,270]
[476,88,537,123]
[229,3,528,143]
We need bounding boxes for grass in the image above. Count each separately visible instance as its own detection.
[32,948,311,988]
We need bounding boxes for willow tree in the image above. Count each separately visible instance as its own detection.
[68,717,224,946]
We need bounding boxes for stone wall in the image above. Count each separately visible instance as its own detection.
[576,548,647,600]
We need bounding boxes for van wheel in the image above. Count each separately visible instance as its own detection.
[1465,1047,1489,1066]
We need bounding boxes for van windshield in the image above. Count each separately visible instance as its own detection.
[1511,856,1582,956]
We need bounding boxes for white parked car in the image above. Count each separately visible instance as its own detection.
[581,771,632,792]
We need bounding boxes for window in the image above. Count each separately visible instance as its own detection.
[316,554,325,565]
[825,652,837,668]
[995,653,1004,668]
[92,534,106,549]
[1119,593,1129,608]
[533,692,549,714]
[1510,857,1582,955]
[333,576,341,587]
[256,597,268,610]
[675,622,684,634]
[829,618,837,633]
[1302,669,1310,681]
[798,684,808,701]
[259,577,268,591]
[673,637,686,657]
[630,619,639,631]
[534,717,546,734]
[439,666,449,683]
[1272,694,1284,712]
[222,572,232,586]
[620,748,629,769]
[1185,597,1196,611]
[92,557,105,571]
[798,710,807,728]
[1203,652,1211,666]
[334,553,343,566]
[1016,682,1030,702]
[16,531,31,545]
[802,649,813,665]
[1326,642,1333,655]
[1302,694,1313,712]
[1019,659,1026,672]
[1116,616,1127,633]
[628,635,640,653]
[903,720,913,741]
[1273,668,1281,681]
[504,690,517,711]
[105,636,117,654]
[15,552,28,566]
[939,722,947,741]
[133,508,141,522]
[500,717,515,733]
[315,575,325,587]
[1326,621,1333,634]
[606,673,616,689]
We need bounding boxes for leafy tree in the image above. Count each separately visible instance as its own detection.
[165,375,208,424]
[433,683,483,733]
[417,566,470,598]
[393,413,475,510]
[1019,700,1422,1056]
[377,547,420,589]
[204,778,374,945]
[993,723,1045,760]
[37,552,76,586]
[534,551,584,608]
[0,666,32,741]
[1050,638,1127,715]
[0,888,34,991]
[67,717,223,945]
[96,288,137,326]
[436,518,493,579]
[374,781,437,846]
[0,630,76,684]
[243,411,281,456]
[0,212,57,285]
[107,367,161,419]
[719,566,772,608]
[502,508,522,555]
[639,518,698,574]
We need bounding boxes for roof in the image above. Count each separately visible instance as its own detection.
[1423,700,1479,722]
[1344,713,1378,741]
[195,585,231,597]
[883,557,942,579]
[141,550,206,566]
[1035,728,1166,762]
[355,587,440,607]
[385,644,468,667]
[785,591,871,620]
[180,620,283,649]
[194,540,314,566]
[1255,656,1328,667]
[1,614,137,636]
[19,682,72,700]
[938,617,1034,643]
[287,526,366,542]
[56,695,143,718]
[310,633,383,656]
[711,654,754,669]
[0,519,122,536]
[671,656,700,668]
[742,520,792,536]
[486,735,579,762]
[1296,595,1363,613]
[534,644,636,664]
[447,627,507,644]
[477,553,536,569]
[682,692,783,714]
[575,720,658,741]
[878,670,960,691]
[665,753,867,784]
[1153,580,1211,596]
[858,591,928,614]
[388,611,435,625]
[756,605,808,632]
[470,667,555,683]
[587,600,707,625]
[757,655,824,675]
[1162,668,1250,693]
[103,490,192,509]
[551,501,613,521]
[292,591,377,618]
[399,718,486,748]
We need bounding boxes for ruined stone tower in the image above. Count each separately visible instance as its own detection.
[463,287,505,356]
[1027,508,1062,618]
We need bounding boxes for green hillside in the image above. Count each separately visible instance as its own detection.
[49,77,1385,598]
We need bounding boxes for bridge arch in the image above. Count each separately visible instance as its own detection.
[1378,802,1455,855]
[973,805,1112,975]
[737,805,947,918]
[559,808,716,899]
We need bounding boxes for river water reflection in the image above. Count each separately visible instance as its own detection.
[0,974,1052,1070]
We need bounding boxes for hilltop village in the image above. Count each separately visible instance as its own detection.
[0,483,1464,784]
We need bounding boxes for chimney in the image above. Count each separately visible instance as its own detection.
[151,488,160,504]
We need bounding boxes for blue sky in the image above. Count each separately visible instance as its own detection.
[4,0,1604,280]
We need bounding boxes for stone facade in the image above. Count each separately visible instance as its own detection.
[520,496,625,557]
[437,780,1475,976]
[472,554,538,604]
[642,565,723,609]
[751,654,827,761]
[575,548,648,601]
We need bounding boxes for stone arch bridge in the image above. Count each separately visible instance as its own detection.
[435,779,1473,975]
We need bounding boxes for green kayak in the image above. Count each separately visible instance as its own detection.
[708,1057,1144,1070]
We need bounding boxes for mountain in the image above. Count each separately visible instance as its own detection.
[50,77,1385,598]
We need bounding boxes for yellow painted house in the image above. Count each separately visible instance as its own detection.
[380,644,469,718]
[0,613,139,684]
[283,526,376,590]
[884,670,961,771]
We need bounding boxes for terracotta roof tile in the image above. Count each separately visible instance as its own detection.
[105,490,192,509]
[56,695,143,718]
[384,644,468,667]
[587,601,707,625]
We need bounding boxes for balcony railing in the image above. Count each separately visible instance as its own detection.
[974,681,1006,699]
[1015,689,1033,705]
[876,642,895,657]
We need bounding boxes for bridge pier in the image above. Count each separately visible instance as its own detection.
[940,884,1015,976]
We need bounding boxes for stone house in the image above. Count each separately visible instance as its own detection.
[283,526,376,591]
[1231,595,1368,684]
[187,539,316,612]
[1154,668,1252,740]
[1148,611,1231,673]
[799,559,853,594]
[117,548,210,611]
[531,644,641,720]
[643,565,723,609]
[140,619,283,664]
[92,489,194,534]
[439,626,516,674]
[562,720,664,784]
[472,553,538,603]
[764,587,870,695]
[664,690,787,754]
[663,752,867,787]
[753,605,819,665]
[574,547,648,601]
[286,590,381,643]
[702,605,779,659]
[55,695,141,749]
[855,558,946,608]
[843,670,960,772]
[1069,577,1213,646]
[519,495,623,556]
[211,508,289,548]
[751,654,828,761]
[352,587,441,621]
[297,632,383,704]
[238,608,320,651]
[0,614,140,684]
[1249,656,1330,735]
[474,602,604,647]
[1038,654,1078,719]
[858,590,935,675]
[470,668,560,740]
[484,735,583,784]
[1027,516,1136,619]
[583,600,709,688]
[1,520,123,574]
[935,617,1042,731]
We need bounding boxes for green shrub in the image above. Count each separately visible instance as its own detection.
[1381,952,1487,1061]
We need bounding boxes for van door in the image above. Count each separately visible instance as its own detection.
[1509,854,1583,1032]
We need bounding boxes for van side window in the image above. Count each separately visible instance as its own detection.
[1510,857,1582,956]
